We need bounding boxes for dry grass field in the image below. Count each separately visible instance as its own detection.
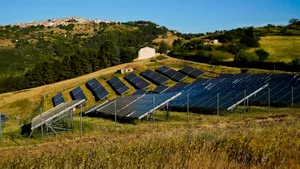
[258,36,300,62]
[0,57,297,168]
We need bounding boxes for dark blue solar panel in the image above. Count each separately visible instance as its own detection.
[107,76,129,95]
[124,73,150,89]
[91,92,181,119]
[70,87,87,101]
[140,69,169,85]
[156,66,186,82]
[156,66,170,73]
[165,82,190,93]
[152,85,169,93]
[86,78,109,101]
[132,89,147,95]
[52,92,65,107]
[180,66,204,78]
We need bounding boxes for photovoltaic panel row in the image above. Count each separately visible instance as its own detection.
[152,85,169,93]
[169,74,269,111]
[70,86,87,101]
[107,76,129,95]
[156,66,187,81]
[132,89,148,95]
[86,78,109,101]
[164,82,190,93]
[86,92,181,119]
[140,69,169,85]
[124,73,150,89]
[52,92,65,107]
[179,66,204,78]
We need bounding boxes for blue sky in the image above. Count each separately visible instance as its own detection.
[1,0,300,33]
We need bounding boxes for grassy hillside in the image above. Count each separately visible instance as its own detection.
[0,107,299,168]
[258,36,300,62]
[0,57,298,168]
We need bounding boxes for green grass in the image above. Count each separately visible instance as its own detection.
[0,107,299,168]
[258,36,300,62]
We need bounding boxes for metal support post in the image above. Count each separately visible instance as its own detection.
[166,103,169,118]
[153,97,156,122]
[217,93,219,116]
[187,94,189,127]
[40,107,43,142]
[268,88,270,114]
[243,90,246,115]
[80,104,82,138]
[114,100,117,132]
[291,86,294,108]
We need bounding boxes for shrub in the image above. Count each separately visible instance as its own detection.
[234,51,258,64]
[255,49,269,61]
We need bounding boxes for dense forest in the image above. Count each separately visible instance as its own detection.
[0,21,168,93]
[1,18,300,94]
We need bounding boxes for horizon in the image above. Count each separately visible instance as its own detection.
[0,0,300,33]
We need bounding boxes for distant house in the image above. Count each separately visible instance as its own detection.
[204,39,219,45]
[135,47,156,61]
[119,67,134,74]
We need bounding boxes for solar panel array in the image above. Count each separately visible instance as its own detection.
[124,73,150,89]
[169,74,269,111]
[165,82,190,93]
[132,89,148,95]
[70,87,87,101]
[107,76,129,95]
[156,66,187,81]
[152,85,169,93]
[52,92,65,107]
[140,69,169,85]
[85,92,181,119]
[179,66,204,78]
[86,78,109,101]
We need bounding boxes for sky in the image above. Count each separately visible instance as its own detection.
[1,0,300,33]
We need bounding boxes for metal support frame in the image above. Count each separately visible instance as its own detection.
[28,101,84,141]
[187,94,189,127]
[114,100,117,132]
[244,90,246,115]
[268,88,270,114]
[152,97,156,122]
[217,93,219,116]
[291,86,294,108]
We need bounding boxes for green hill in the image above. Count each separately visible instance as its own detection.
[257,36,300,62]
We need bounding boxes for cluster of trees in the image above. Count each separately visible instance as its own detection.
[0,21,168,93]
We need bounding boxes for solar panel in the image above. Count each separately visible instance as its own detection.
[70,87,87,101]
[52,92,65,107]
[86,78,109,101]
[132,89,147,95]
[31,100,85,130]
[156,66,187,81]
[152,85,169,93]
[87,92,181,119]
[165,82,190,93]
[124,73,150,89]
[107,76,130,95]
[140,69,169,85]
[180,66,204,78]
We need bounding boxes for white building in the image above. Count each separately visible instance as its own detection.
[136,47,156,61]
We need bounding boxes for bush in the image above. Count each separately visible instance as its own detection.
[255,49,269,61]
[234,51,258,64]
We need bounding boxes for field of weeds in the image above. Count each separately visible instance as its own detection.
[0,107,299,168]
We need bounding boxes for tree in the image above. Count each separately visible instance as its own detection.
[120,47,136,63]
[234,51,258,64]
[255,49,269,61]
[240,27,260,47]
[158,41,169,54]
